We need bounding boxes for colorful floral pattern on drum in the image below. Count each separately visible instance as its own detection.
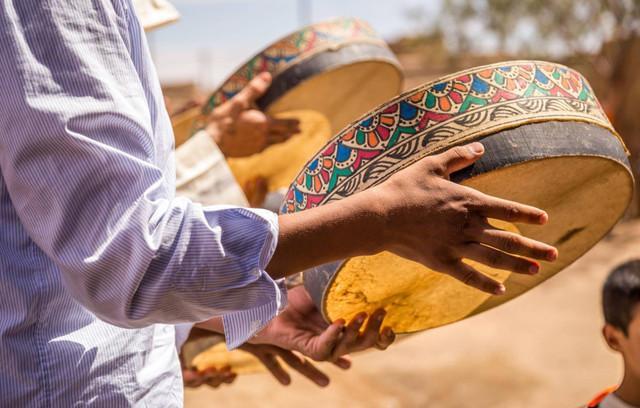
[190,18,385,135]
[282,61,618,214]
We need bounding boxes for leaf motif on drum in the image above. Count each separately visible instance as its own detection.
[343,104,401,149]
[282,61,616,214]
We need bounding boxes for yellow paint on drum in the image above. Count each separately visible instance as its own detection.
[326,221,518,332]
[226,109,332,192]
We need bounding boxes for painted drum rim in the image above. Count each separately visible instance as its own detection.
[280,60,626,215]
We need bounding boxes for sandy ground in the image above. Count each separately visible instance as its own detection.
[185,219,640,408]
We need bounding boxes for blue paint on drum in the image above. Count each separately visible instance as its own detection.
[336,143,351,162]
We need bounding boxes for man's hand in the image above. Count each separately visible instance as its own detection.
[371,142,557,295]
[268,142,558,293]
[250,286,395,364]
[239,343,335,387]
[205,72,300,158]
[193,286,393,387]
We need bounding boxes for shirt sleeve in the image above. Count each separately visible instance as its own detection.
[0,0,286,347]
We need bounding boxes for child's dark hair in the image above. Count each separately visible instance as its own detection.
[603,260,640,336]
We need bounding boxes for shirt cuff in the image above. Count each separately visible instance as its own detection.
[222,278,288,350]
[221,213,288,350]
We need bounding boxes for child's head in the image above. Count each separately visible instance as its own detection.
[602,260,640,375]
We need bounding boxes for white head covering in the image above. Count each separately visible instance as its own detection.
[133,0,180,32]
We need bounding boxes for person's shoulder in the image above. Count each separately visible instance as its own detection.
[586,386,619,407]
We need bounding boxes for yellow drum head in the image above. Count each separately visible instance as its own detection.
[321,152,632,332]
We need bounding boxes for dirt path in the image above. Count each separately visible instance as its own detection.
[185,219,640,408]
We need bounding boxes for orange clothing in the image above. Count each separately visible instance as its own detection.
[588,386,619,407]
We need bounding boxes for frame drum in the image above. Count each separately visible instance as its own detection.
[173,18,403,195]
[179,18,404,198]
[282,61,634,333]
[188,18,403,139]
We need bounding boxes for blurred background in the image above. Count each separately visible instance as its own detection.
[151,1,640,406]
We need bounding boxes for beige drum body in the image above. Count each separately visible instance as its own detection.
[282,61,634,333]
[134,0,180,32]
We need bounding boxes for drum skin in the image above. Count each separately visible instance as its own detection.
[281,61,634,334]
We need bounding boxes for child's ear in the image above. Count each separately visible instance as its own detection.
[603,323,625,352]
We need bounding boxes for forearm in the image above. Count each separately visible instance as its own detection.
[195,316,225,333]
[267,188,387,280]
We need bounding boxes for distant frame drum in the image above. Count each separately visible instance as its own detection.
[282,60,634,334]
[180,17,403,146]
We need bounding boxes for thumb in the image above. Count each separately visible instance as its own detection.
[232,72,272,109]
[433,142,484,176]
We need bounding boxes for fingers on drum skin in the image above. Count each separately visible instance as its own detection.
[464,242,540,275]
[443,260,505,295]
[314,319,346,361]
[183,367,234,389]
[478,227,557,261]
[430,143,484,176]
[233,72,272,109]
[208,366,235,388]
[357,309,387,350]
[218,366,237,384]
[266,131,294,146]
[375,326,395,351]
[331,312,366,359]
[221,372,237,385]
[267,116,300,133]
[474,193,549,225]
[278,350,330,387]
[182,369,206,388]
[239,109,270,131]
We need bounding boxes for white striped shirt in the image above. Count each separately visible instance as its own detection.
[0,0,286,406]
